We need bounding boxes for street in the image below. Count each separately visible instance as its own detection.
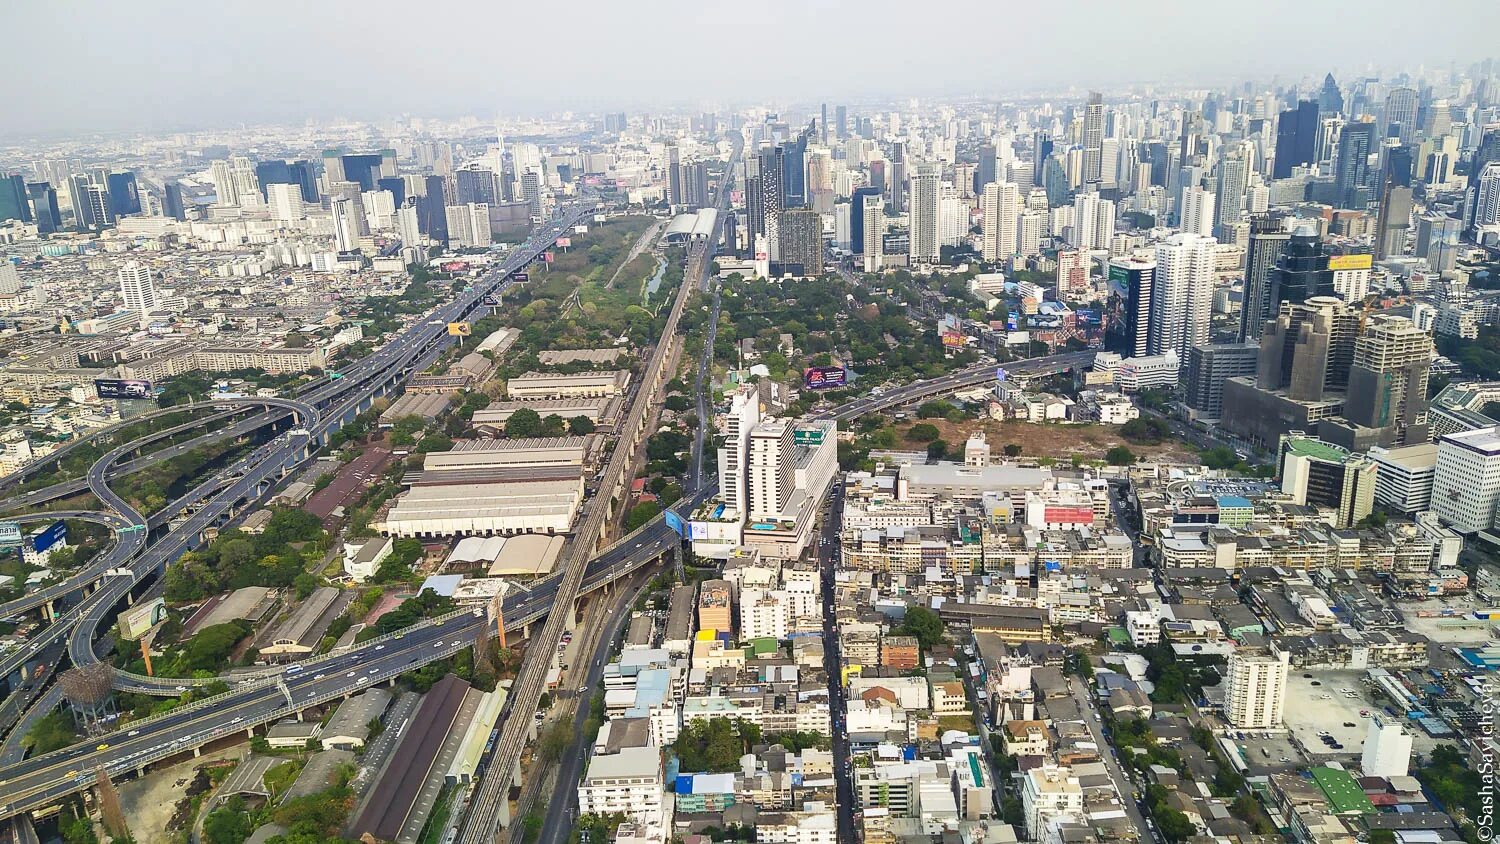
[818,485,857,842]
[1068,676,1155,841]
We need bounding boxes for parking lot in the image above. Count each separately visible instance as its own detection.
[1233,733,1307,776]
[1282,670,1374,760]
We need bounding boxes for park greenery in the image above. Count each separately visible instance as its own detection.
[674,716,764,772]
[163,508,328,602]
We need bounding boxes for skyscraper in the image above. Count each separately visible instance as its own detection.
[888,143,907,215]
[1267,224,1334,310]
[976,143,997,192]
[1179,186,1216,237]
[666,143,682,206]
[758,145,784,261]
[779,209,823,276]
[1108,255,1156,358]
[835,105,847,140]
[747,420,795,521]
[862,193,884,272]
[331,198,359,252]
[849,186,880,262]
[1318,73,1344,117]
[1225,649,1289,729]
[26,182,60,234]
[1082,92,1104,185]
[1032,131,1053,187]
[1384,87,1418,143]
[1272,100,1319,179]
[163,182,186,221]
[1214,154,1247,237]
[0,174,31,223]
[1239,216,1292,341]
[744,154,764,251]
[456,167,501,206]
[1150,232,1216,359]
[1431,427,1500,533]
[1339,315,1432,446]
[980,181,1019,263]
[267,183,305,223]
[84,184,114,229]
[118,261,157,313]
[907,162,942,263]
[105,171,140,217]
[1071,192,1115,252]
[1333,120,1376,209]
[1256,297,1359,400]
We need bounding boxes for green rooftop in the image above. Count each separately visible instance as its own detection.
[1310,767,1376,814]
[1282,436,1350,463]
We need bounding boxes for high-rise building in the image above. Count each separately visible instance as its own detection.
[1474,162,1500,229]
[1431,426,1500,533]
[718,386,762,526]
[266,183,304,223]
[758,145,784,261]
[1017,211,1043,258]
[862,193,884,272]
[1179,186,1216,237]
[889,143,907,215]
[665,143,682,206]
[84,184,114,229]
[104,171,139,217]
[1362,717,1413,778]
[443,203,491,249]
[976,143,998,193]
[1070,192,1115,252]
[1272,100,1320,179]
[1239,216,1292,341]
[1255,296,1359,401]
[1384,87,1419,144]
[419,175,448,240]
[835,105,847,140]
[908,162,942,263]
[118,261,157,314]
[1319,73,1344,116]
[1082,92,1104,185]
[980,181,1019,263]
[1184,342,1260,421]
[779,209,823,276]
[396,203,421,248]
[331,198,360,252]
[1108,256,1156,358]
[26,182,60,234]
[0,263,19,296]
[0,174,32,223]
[1150,233,1216,359]
[163,182,186,221]
[1338,315,1432,447]
[747,419,795,521]
[1277,435,1376,527]
[1032,131,1053,187]
[1267,224,1334,310]
[1214,155,1247,237]
[1333,120,1377,209]
[1224,649,1289,729]
[743,154,764,250]
[456,167,501,206]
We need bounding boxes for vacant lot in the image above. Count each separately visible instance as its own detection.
[896,418,1199,464]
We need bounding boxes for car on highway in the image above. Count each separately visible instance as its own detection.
[96,743,109,751]
[375,644,385,651]
[346,671,357,677]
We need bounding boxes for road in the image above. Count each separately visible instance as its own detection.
[458,134,740,844]
[820,350,1096,422]
[1068,676,1152,839]
[819,484,856,843]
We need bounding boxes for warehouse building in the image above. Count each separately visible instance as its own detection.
[471,397,618,434]
[506,370,630,399]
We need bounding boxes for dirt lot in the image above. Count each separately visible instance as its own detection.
[896,418,1200,464]
[117,745,244,841]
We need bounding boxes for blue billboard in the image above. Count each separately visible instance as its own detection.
[664,510,686,538]
[803,366,847,390]
[31,521,66,554]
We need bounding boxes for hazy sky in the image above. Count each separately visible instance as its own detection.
[5,0,1498,137]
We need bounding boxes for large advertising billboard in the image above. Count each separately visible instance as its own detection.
[0,521,20,549]
[95,379,153,400]
[31,520,66,554]
[1328,254,1373,271]
[803,366,847,390]
[664,510,686,538]
[120,597,168,640]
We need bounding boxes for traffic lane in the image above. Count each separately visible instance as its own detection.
[1068,677,1150,836]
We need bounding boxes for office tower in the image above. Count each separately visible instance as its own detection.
[322,149,396,191]
[1415,214,1462,274]
[163,182,186,221]
[782,124,811,208]
[980,181,1019,263]
[0,174,30,223]
[1377,182,1415,260]
[1185,343,1260,421]
[331,198,359,252]
[888,145,908,215]
[758,145,784,261]
[326,180,369,236]
[65,174,92,229]
[1239,216,1292,340]
[666,143,682,205]
[976,143,998,193]
[1475,162,1500,228]
[835,105,847,140]
[25,182,59,234]
[254,159,292,198]
[718,387,762,523]
[266,183,304,222]
[209,159,239,206]
[1431,427,1500,533]
[862,193,884,271]
[1272,101,1320,179]
[1179,186,1215,237]
[907,162,941,263]
[228,157,261,207]
[1214,155,1247,237]
[455,167,500,206]
[419,175,447,239]
[820,103,828,145]
[118,261,157,313]
[747,420,794,520]
[1340,315,1432,447]
[1224,649,1289,729]
[868,159,886,195]
[85,184,114,228]
[1070,192,1114,252]
[1333,120,1376,209]
[376,176,405,208]
[521,170,542,218]
[1318,73,1344,116]
[779,209,823,276]
[849,186,880,261]
[1082,92,1104,185]
[1032,131,1053,187]
[1362,718,1413,778]
[1385,87,1418,143]
[444,204,491,249]
[1150,233,1216,359]
[0,263,18,296]
[1108,256,1156,357]
[1267,224,1333,310]
[744,154,764,248]
[102,172,138,217]
[604,112,627,134]
[1277,435,1376,527]
[1017,211,1043,258]
[396,203,421,247]
[1256,297,1359,400]
[287,160,318,203]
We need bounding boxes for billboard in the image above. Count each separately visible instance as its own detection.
[95,379,153,400]
[0,521,20,549]
[664,510,686,538]
[1329,254,1373,271]
[447,322,472,337]
[941,331,966,348]
[31,520,66,554]
[793,427,827,446]
[542,251,555,263]
[120,597,167,640]
[803,366,847,390]
[440,261,470,273]
[689,521,710,540]
[996,368,1009,382]
[557,237,573,248]
[513,272,530,282]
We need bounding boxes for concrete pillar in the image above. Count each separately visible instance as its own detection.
[43,600,55,623]
[527,718,538,743]
[246,728,255,739]
[496,791,511,827]
[124,590,135,607]
[192,746,201,758]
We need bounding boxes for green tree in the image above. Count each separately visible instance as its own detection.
[626,501,662,532]
[897,606,945,650]
[926,439,948,460]
[505,406,542,437]
[906,423,940,442]
[664,395,691,412]
[569,415,596,434]
[1003,443,1022,457]
[1105,445,1136,466]
[203,796,253,844]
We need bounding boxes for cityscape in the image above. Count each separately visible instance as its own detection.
[2,5,1500,844]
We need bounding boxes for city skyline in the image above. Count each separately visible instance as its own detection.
[4,0,1500,136]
